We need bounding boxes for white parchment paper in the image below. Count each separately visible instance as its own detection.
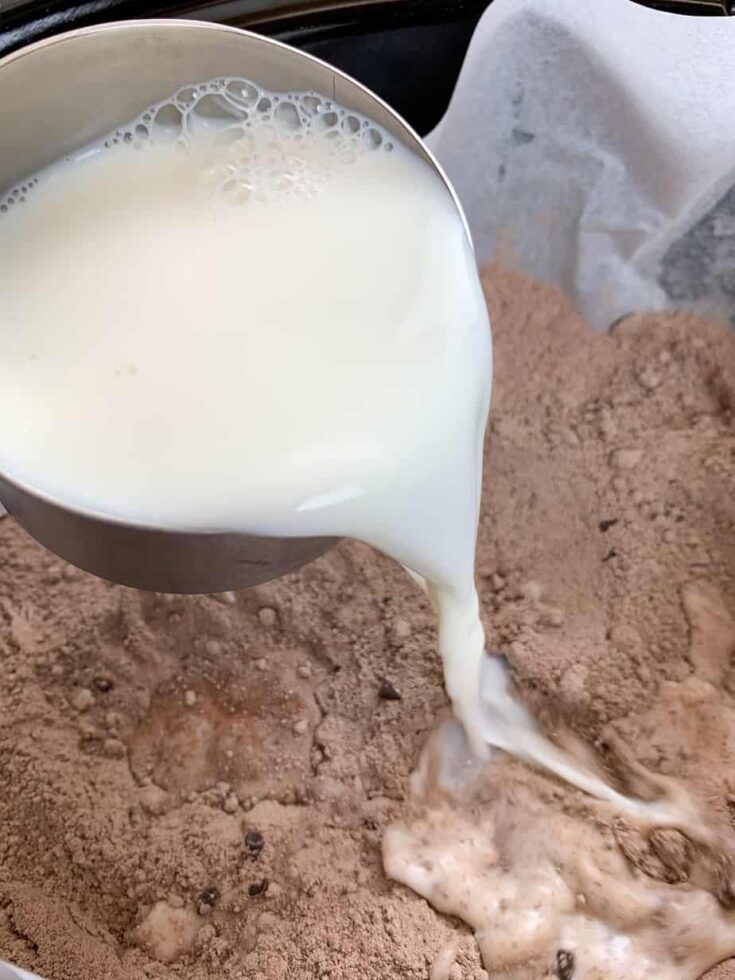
[427,0,735,328]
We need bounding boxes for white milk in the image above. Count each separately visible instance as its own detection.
[0,79,493,755]
[0,78,679,797]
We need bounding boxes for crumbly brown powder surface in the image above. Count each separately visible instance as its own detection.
[2,265,735,979]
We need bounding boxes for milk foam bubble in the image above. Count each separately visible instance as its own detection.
[0,78,395,213]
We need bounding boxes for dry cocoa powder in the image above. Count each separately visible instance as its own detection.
[2,264,735,977]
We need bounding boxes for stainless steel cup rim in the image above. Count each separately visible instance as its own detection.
[0,18,473,591]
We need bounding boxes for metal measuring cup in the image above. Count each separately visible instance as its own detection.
[0,19,470,593]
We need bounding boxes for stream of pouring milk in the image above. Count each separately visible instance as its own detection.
[0,78,681,815]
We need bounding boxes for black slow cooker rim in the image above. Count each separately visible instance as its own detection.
[1,0,730,63]
[0,0,487,59]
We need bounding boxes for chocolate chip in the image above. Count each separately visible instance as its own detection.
[556,949,575,979]
[378,678,402,701]
[602,548,618,562]
[245,830,264,855]
[248,878,269,897]
[598,518,618,532]
[198,887,219,907]
[93,676,114,692]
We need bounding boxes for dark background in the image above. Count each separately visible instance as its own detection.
[0,0,729,136]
